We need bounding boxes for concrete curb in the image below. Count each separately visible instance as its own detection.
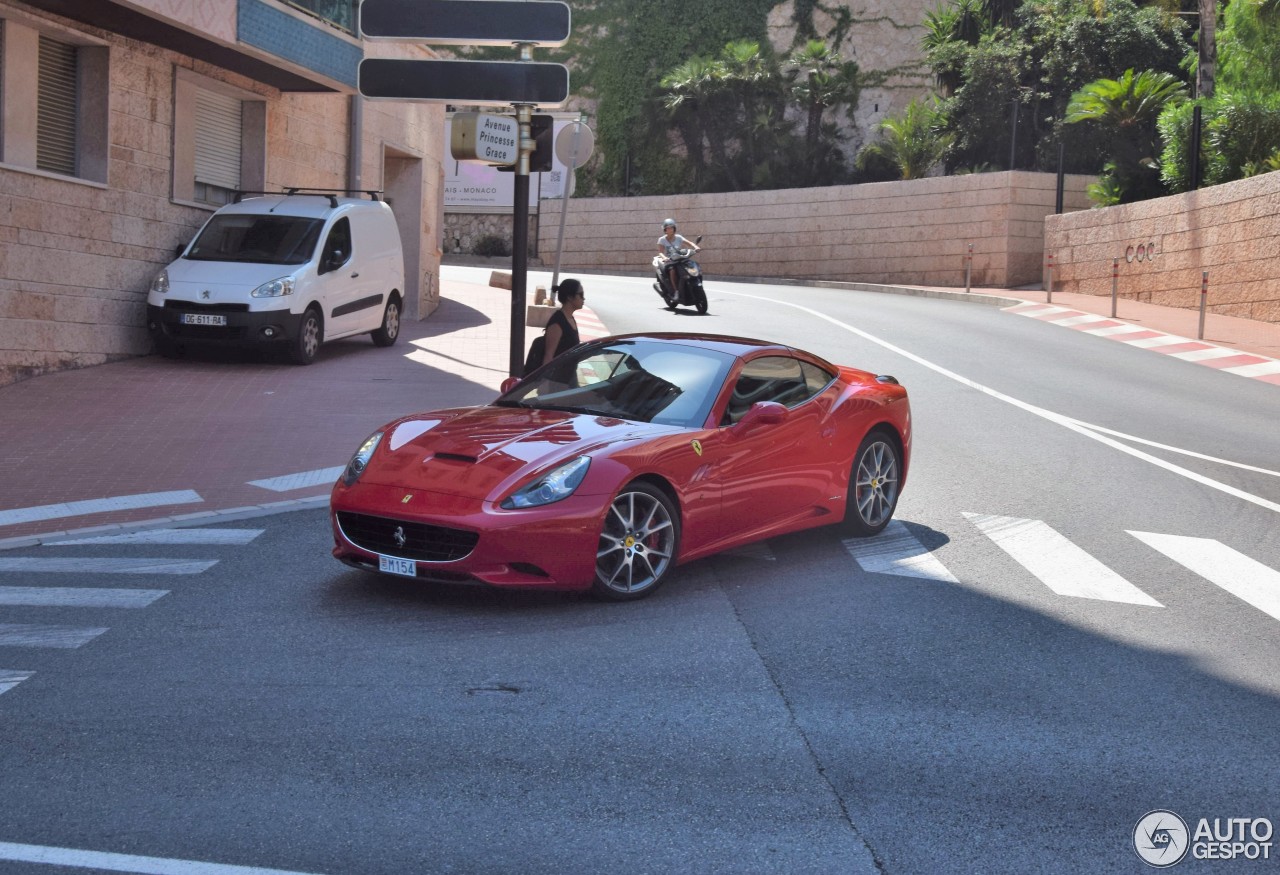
[484,264,1028,309]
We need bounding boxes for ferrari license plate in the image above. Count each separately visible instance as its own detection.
[179,313,227,326]
[379,555,416,578]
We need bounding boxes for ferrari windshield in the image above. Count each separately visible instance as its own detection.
[497,340,735,427]
[185,214,324,265]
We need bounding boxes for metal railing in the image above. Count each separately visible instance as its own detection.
[281,0,356,34]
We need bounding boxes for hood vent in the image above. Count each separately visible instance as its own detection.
[432,452,478,464]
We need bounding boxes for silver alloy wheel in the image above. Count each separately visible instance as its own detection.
[595,488,676,596]
[384,301,400,339]
[854,438,900,528]
[372,298,400,347]
[300,312,320,359]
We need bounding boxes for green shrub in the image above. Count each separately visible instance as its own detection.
[472,234,510,257]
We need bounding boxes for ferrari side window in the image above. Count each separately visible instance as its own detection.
[722,356,821,425]
[800,361,835,393]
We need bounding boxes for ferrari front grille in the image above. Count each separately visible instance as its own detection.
[336,512,479,562]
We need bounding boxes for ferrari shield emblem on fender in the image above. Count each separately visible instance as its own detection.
[401,494,413,503]
[691,440,703,457]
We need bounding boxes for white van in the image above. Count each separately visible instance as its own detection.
[146,190,406,364]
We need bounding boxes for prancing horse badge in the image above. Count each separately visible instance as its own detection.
[691,440,703,457]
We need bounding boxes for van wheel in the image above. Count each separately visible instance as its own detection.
[290,307,322,365]
[371,297,401,347]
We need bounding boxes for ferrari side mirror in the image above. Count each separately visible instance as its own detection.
[733,401,787,433]
[499,376,522,394]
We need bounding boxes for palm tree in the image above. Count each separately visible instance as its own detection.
[787,40,861,162]
[718,40,776,182]
[862,97,953,180]
[1066,69,1189,201]
[660,57,717,190]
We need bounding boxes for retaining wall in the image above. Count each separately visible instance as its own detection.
[1044,171,1280,323]
[538,172,1094,289]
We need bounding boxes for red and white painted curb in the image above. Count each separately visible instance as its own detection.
[576,307,610,341]
[1006,302,1280,386]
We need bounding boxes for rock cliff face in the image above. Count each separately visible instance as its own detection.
[766,0,937,154]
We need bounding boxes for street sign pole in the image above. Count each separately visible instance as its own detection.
[552,120,583,291]
[509,101,534,378]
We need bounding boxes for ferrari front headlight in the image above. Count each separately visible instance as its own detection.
[501,456,590,509]
[342,431,383,486]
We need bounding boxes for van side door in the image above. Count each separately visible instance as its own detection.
[316,217,382,338]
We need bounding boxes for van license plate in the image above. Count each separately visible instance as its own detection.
[179,313,227,326]
[379,555,416,578]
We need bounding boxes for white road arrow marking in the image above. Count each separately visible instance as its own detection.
[966,513,1162,606]
[1129,532,1280,623]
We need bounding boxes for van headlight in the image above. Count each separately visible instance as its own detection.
[342,431,383,486]
[500,456,590,509]
[150,269,169,294]
[252,276,295,298]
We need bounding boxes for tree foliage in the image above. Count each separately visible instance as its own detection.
[923,0,1191,181]
[1065,69,1188,202]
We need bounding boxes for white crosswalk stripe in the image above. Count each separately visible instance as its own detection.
[0,490,202,527]
[54,528,264,546]
[0,670,35,697]
[964,513,1162,606]
[721,542,777,561]
[0,557,217,575]
[248,467,344,492]
[0,587,168,608]
[1129,532,1280,623]
[844,520,958,582]
[0,623,107,649]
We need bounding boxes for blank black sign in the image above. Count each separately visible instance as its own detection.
[358,59,569,106]
[360,0,571,46]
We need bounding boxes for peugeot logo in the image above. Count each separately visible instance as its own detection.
[393,526,407,549]
[200,289,211,300]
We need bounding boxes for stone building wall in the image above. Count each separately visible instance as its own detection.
[1044,171,1280,323]
[766,0,937,158]
[0,2,444,387]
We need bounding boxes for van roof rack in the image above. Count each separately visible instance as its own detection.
[233,188,384,208]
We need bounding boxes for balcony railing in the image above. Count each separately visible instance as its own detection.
[282,0,356,34]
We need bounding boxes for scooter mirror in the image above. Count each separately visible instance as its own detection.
[695,235,703,244]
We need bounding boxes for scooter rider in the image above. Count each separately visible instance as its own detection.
[655,218,700,297]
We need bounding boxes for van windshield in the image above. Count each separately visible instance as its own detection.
[185,215,324,265]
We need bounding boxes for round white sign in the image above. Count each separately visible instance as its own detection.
[554,121,595,168]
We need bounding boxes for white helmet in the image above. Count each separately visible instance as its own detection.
[662,218,677,230]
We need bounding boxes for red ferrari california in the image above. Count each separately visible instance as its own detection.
[330,333,910,600]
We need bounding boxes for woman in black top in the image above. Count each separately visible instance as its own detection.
[541,278,585,368]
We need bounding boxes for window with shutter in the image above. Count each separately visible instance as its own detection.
[37,35,78,176]
[194,87,243,205]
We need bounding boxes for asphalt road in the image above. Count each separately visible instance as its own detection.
[2,271,1278,874]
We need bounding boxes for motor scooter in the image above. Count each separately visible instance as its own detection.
[652,235,707,314]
